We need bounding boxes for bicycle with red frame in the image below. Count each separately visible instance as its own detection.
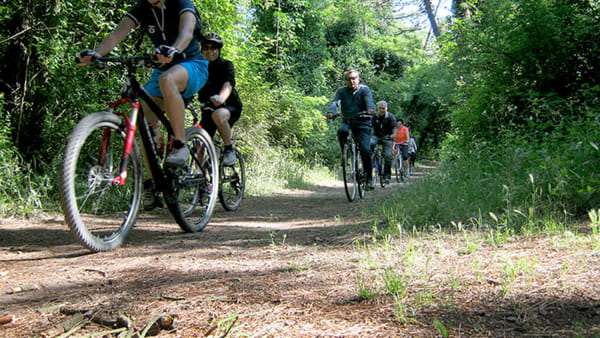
[60,54,219,252]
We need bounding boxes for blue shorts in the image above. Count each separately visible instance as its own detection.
[144,59,208,99]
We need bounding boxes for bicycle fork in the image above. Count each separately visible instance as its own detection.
[102,98,140,186]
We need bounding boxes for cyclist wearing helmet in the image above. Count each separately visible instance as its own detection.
[198,33,243,166]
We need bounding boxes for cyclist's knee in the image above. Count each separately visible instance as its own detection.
[212,108,230,124]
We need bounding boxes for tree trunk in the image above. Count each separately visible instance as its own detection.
[423,0,441,38]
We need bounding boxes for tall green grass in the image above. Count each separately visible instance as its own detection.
[0,95,53,217]
[376,116,600,236]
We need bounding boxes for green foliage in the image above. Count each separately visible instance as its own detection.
[377,111,600,234]
[0,94,51,216]
[443,0,600,142]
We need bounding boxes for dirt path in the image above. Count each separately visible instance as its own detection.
[0,168,423,337]
[2,164,600,337]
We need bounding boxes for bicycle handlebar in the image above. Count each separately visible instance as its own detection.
[327,111,372,120]
[75,53,186,70]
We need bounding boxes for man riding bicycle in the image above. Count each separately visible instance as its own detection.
[394,118,411,177]
[76,0,209,210]
[326,69,375,189]
[197,33,243,167]
[370,101,397,186]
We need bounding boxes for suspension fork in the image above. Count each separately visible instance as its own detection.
[104,98,140,186]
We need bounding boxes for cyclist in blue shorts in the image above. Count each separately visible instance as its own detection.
[77,0,209,210]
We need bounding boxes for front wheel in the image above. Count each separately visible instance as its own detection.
[371,153,378,189]
[393,155,403,183]
[342,142,357,202]
[219,149,246,211]
[356,145,366,199]
[166,127,219,232]
[60,112,143,252]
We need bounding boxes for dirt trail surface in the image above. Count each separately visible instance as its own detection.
[1,164,600,337]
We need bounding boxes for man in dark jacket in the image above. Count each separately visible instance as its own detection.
[326,69,375,188]
[370,101,397,185]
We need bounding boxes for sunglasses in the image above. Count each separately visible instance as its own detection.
[201,45,220,51]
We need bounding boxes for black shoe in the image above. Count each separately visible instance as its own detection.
[143,179,163,211]
[384,178,390,186]
[365,180,374,191]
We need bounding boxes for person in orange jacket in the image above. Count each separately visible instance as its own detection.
[393,119,410,177]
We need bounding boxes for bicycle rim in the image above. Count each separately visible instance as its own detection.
[219,149,245,211]
[357,147,366,199]
[166,127,219,232]
[342,143,357,202]
[60,113,142,252]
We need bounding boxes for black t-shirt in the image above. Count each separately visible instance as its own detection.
[198,57,242,109]
[373,112,397,137]
[126,0,203,62]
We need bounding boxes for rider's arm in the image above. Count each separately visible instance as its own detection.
[78,16,135,64]
[96,17,136,57]
[172,11,195,53]
[326,90,342,118]
[211,82,233,106]
[363,86,375,115]
[211,61,236,106]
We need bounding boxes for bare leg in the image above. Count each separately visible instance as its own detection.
[212,107,232,146]
[158,65,188,141]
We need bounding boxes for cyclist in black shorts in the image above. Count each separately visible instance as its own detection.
[197,33,243,166]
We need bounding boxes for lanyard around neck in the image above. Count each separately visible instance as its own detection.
[151,5,167,41]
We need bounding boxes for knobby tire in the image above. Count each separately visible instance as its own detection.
[219,148,246,211]
[166,127,219,232]
[342,142,357,202]
[60,112,143,252]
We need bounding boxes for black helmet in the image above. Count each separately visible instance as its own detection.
[202,33,224,48]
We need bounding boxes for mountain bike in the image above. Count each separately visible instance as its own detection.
[60,54,219,252]
[329,113,367,202]
[187,103,246,211]
[392,143,406,183]
[371,142,385,188]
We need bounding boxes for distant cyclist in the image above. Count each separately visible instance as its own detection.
[197,33,243,166]
[408,136,417,171]
[326,69,375,189]
[393,119,411,177]
[370,101,397,185]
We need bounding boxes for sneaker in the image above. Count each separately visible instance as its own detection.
[384,178,390,186]
[222,147,237,166]
[143,179,163,211]
[365,179,374,191]
[165,145,190,167]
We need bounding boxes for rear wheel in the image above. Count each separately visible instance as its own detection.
[342,142,357,202]
[60,112,142,252]
[219,149,245,211]
[166,127,219,232]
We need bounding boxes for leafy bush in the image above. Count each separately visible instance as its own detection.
[377,111,600,234]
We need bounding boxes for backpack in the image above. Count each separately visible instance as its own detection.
[192,6,204,41]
